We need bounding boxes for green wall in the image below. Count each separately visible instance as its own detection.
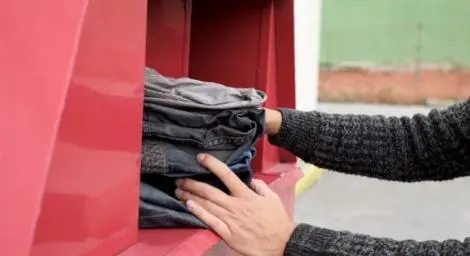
[320,0,470,68]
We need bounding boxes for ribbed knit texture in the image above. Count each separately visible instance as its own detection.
[268,100,470,255]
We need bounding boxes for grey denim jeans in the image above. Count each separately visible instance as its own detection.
[144,67,266,110]
[141,104,264,176]
[139,148,255,228]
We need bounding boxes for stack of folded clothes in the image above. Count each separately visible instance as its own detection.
[139,67,266,228]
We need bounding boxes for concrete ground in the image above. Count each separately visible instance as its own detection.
[295,102,470,241]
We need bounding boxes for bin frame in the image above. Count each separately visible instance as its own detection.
[0,0,305,255]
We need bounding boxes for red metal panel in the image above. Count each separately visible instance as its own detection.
[274,0,297,163]
[0,1,88,255]
[146,0,192,77]
[30,0,147,255]
[255,0,282,172]
[189,0,265,86]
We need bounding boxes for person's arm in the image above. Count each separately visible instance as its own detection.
[285,223,470,256]
[267,100,470,182]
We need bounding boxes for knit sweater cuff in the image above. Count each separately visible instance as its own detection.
[268,108,307,149]
[284,224,337,255]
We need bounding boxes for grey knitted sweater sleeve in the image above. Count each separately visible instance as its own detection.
[268,100,470,255]
[284,224,470,256]
[270,100,470,182]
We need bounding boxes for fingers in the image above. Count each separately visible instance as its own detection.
[186,200,231,238]
[175,188,229,218]
[176,179,231,207]
[197,154,253,197]
[250,179,278,198]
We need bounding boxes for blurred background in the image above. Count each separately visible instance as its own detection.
[296,0,470,242]
[319,0,470,105]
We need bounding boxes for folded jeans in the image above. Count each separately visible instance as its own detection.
[139,148,255,228]
[141,104,264,176]
[144,67,266,110]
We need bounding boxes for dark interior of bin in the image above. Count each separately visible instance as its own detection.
[146,0,271,88]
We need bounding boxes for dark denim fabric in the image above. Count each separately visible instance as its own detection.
[139,148,255,228]
[140,104,264,176]
[139,182,206,228]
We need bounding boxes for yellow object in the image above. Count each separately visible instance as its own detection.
[295,165,324,196]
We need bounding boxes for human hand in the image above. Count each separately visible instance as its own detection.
[264,108,282,136]
[175,154,294,256]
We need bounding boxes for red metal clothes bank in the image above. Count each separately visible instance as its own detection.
[0,0,320,255]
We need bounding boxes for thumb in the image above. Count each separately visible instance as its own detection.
[250,179,277,198]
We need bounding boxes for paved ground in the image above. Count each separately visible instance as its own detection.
[295,102,470,241]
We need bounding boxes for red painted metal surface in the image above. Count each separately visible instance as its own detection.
[189,0,265,86]
[120,166,302,256]
[3,0,298,255]
[0,1,89,255]
[146,0,192,77]
[256,0,283,171]
[27,0,146,255]
[273,0,297,163]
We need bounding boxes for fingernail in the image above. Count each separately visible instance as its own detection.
[175,179,183,187]
[197,153,206,162]
[186,200,195,210]
[175,188,182,198]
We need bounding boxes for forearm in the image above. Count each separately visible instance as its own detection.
[268,101,470,182]
[284,224,470,256]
